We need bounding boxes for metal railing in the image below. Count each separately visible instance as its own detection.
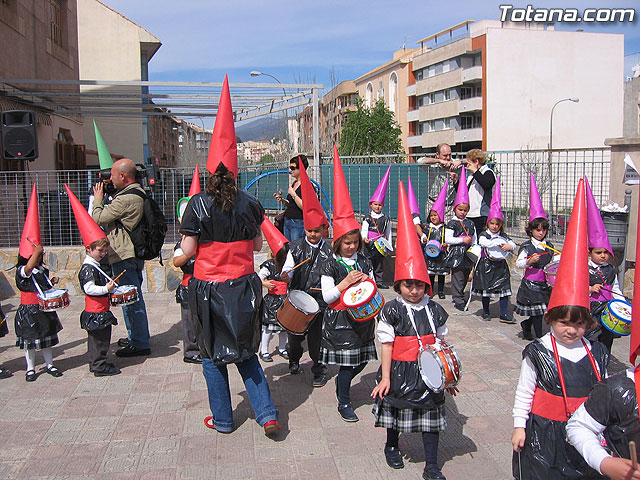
[0,147,611,249]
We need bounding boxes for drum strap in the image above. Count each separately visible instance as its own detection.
[405,303,438,353]
[270,281,288,295]
[458,219,469,237]
[31,275,45,298]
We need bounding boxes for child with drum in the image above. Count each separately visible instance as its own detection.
[320,147,377,422]
[585,178,625,353]
[14,184,64,382]
[66,185,120,376]
[472,178,516,322]
[444,167,476,311]
[362,166,393,289]
[423,179,451,300]
[280,161,332,385]
[514,174,555,340]
[372,181,458,480]
[258,217,290,362]
[511,180,608,480]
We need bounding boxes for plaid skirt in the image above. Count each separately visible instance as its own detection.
[265,323,284,333]
[372,400,446,433]
[472,288,511,298]
[320,341,377,367]
[16,333,59,350]
[514,302,547,316]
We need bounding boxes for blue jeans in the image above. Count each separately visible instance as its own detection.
[111,258,150,349]
[284,217,305,242]
[202,354,278,432]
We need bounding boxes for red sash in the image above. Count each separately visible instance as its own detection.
[21,291,39,305]
[269,281,288,295]
[328,299,347,311]
[391,334,436,361]
[181,273,192,287]
[531,389,588,421]
[194,240,254,282]
[85,295,110,313]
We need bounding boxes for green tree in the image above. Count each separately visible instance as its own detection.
[258,153,275,164]
[339,97,403,156]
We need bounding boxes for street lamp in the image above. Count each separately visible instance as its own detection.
[548,97,579,219]
[250,71,289,150]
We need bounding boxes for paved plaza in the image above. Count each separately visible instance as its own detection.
[0,275,631,480]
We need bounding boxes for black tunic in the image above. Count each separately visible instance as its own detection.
[582,370,640,462]
[514,339,608,480]
[472,231,512,296]
[515,240,553,311]
[320,255,376,351]
[174,241,194,306]
[444,217,476,270]
[180,190,265,365]
[424,223,448,275]
[260,259,285,326]
[288,237,333,309]
[14,266,63,346]
[78,263,118,331]
[363,213,391,260]
[376,298,448,409]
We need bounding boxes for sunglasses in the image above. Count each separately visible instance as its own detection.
[289,165,299,171]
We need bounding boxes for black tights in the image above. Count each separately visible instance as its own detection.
[521,314,543,337]
[336,363,367,405]
[385,429,439,464]
[429,274,445,295]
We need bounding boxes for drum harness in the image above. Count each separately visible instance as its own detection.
[30,267,53,298]
[426,224,446,250]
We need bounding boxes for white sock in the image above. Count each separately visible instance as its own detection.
[42,347,54,367]
[278,332,288,352]
[25,349,36,371]
[261,330,271,355]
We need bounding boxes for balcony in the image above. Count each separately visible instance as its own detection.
[419,100,459,122]
[407,109,419,122]
[455,127,482,143]
[416,70,462,96]
[458,96,482,113]
[406,84,416,96]
[461,65,482,83]
[407,135,422,148]
[421,129,455,148]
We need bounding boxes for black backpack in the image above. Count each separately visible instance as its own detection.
[117,189,167,264]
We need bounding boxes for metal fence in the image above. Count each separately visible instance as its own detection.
[0,147,611,249]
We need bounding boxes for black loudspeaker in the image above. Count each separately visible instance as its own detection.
[1,110,38,161]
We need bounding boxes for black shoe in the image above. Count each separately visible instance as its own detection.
[0,367,12,379]
[45,366,63,377]
[377,283,389,290]
[454,303,465,311]
[482,312,491,321]
[520,321,534,340]
[115,345,151,357]
[438,292,445,299]
[384,446,404,469]
[260,352,273,362]
[94,365,121,377]
[312,374,328,387]
[289,361,300,375]
[423,464,446,480]
[25,369,37,382]
[184,354,203,364]
[117,337,130,347]
[337,403,359,422]
[278,349,289,360]
[499,314,516,324]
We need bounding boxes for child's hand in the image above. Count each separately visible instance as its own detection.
[34,244,44,257]
[364,237,371,244]
[371,378,390,399]
[421,235,428,245]
[441,243,448,249]
[262,280,276,290]
[346,270,367,284]
[600,457,640,480]
[51,276,59,285]
[527,254,541,265]
[446,386,459,396]
[590,284,602,294]
[106,280,116,292]
[500,242,513,252]
[511,428,526,452]
[462,236,472,245]
[280,272,290,283]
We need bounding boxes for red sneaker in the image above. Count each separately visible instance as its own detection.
[204,416,215,430]
[263,420,281,436]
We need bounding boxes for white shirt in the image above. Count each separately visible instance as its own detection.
[281,238,324,279]
[516,237,548,269]
[361,211,392,244]
[377,296,449,343]
[468,164,495,218]
[444,217,477,245]
[320,253,374,304]
[81,256,111,296]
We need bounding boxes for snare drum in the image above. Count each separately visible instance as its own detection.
[341,279,384,321]
[277,290,320,335]
[600,299,632,336]
[424,239,442,258]
[544,261,560,286]
[176,196,191,221]
[110,285,139,307]
[485,237,512,261]
[418,341,461,393]
[466,244,481,264]
[374,237,393,256]
[38,288,70,312]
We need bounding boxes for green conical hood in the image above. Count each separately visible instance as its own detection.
[93,120,113,169]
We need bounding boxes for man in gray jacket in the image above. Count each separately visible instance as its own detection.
[92,158,151,357]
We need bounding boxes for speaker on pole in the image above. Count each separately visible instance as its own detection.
[2,110,38,161]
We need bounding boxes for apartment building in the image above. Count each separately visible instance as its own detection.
[406,20,623,154]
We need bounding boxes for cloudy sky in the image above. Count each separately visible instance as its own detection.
[104,0,640,90]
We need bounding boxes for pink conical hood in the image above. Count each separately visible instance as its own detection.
[430,179,448,223]
[407,176,420,215]
[585,177,613,256]
[453,167,469,208]
[487,176,504,223]
[369,165,391,205]
[529,173,547,221]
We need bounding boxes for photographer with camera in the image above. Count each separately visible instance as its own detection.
[92,158,151,357]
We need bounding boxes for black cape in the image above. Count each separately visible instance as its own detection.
[14,266,63,341]
[513,339,608,480]
[78,263,118,331]
[180,190,265,365]
[260,259,285,326]
[515,240,553,307]
[473,231,512,293]
[375,297,448,409]
[174,240,194,305]
[444,217,476,269]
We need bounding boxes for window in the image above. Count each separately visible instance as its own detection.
[443,118,451,129]
[460,87,472,100]
[415,69,424,81]
[444,89,451,101]
[460,116,473,130]
[428,65,436,77]
[50,0,63,47]
[365,83,373,108]
[389,72,398,114]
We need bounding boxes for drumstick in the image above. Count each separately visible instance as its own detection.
[111,269,127,284]
[599,285,632,302]
[525,251,551,259]
[540,243,562,255]
[291,257,311,271]
[310,287,322,291]
[26,236,46,266]
[630,441,638,469]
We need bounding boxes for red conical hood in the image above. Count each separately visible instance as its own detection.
[261,215,289,256]
[395,181,432,296]
[299,160,328,230]
[18,183,41,258]
[206,75,238,177]
[188,164,201,196]
[64,184,107,248]
[547,179,590,311]
[630,201,640,365]
[331,145,360,240]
